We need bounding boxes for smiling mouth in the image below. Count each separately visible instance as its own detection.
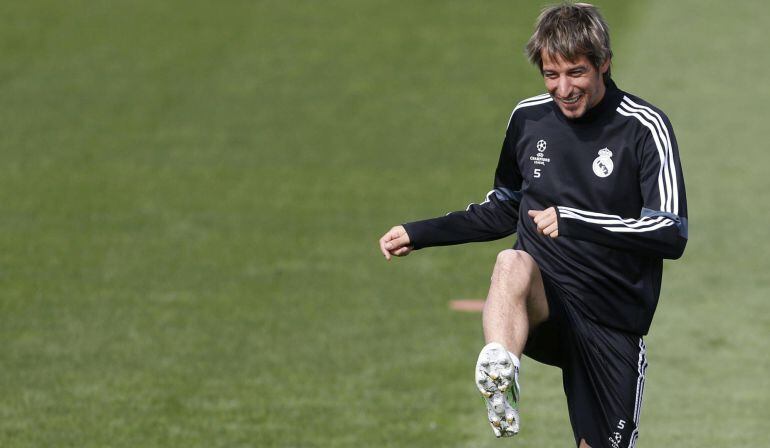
[559,94,583,105]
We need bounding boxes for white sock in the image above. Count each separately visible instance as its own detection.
[508,352,521,393]
[507,351,521,369]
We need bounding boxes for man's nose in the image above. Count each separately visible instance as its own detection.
[557,77,572,98]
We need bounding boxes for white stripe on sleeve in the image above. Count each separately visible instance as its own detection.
[558,206,676,234]
[617,97,679,214]
[507,94,553,129]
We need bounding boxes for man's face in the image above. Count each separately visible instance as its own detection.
[541,51,610,119]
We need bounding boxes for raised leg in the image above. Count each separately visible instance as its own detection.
[476,249,550,437]
[483,249,549,357]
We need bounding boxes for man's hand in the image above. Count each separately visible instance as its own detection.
[528,207,559,238]
[378,225,413,261]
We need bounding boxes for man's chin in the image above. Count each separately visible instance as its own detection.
[559,104,586,120]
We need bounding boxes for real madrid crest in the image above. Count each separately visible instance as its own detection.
[592,148,614,178]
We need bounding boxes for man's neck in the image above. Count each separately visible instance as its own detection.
[588,80,607,110]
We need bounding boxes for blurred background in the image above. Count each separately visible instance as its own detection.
[1,1,768,446]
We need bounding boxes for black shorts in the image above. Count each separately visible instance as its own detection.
[524,274,648,448]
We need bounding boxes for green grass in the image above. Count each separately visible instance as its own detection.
[0,0,768,446]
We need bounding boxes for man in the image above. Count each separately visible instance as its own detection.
[378,3,687,448]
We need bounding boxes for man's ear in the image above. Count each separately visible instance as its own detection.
[600,58,611,75]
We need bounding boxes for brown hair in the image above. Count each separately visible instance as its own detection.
[526,2,613,82]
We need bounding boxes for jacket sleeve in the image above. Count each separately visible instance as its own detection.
[402,130,522,250]
[556,106,688,259]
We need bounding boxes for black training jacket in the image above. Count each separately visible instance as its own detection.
[403,80,688,335]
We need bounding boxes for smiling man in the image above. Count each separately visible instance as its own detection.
[543,51,609,119]
[378,3,688,447]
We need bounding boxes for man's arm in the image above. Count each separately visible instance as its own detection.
[402,188,520,249]
[553,102,688,259]
[379,127,523,258]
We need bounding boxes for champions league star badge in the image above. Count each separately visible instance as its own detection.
[592,148,614,177]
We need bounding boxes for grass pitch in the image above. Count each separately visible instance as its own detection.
[0,1,768,446]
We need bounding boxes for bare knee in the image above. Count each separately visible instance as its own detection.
[493,249,536,281]
[491,250,548,324]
